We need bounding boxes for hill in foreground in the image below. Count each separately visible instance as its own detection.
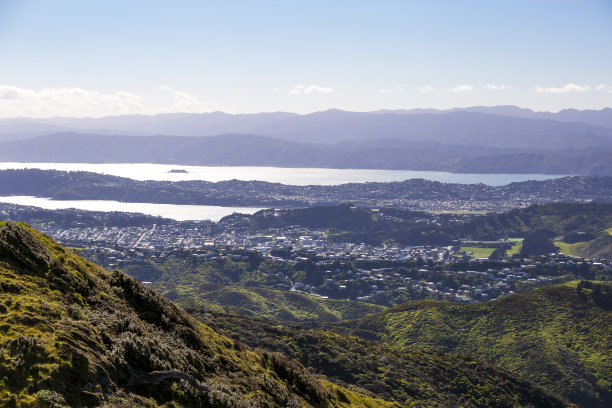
[0,221,571,407]
[331,282,612,407]
[0,221,391,407]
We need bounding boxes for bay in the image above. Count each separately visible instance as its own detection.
[0,162,564,186]
[0,196,263,222]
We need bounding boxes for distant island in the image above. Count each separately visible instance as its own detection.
[168,169,188,173]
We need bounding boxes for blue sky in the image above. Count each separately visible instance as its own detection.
[0,0,611,116]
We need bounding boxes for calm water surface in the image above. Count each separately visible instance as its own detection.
[0,162,565,186]
[0,196,263,221]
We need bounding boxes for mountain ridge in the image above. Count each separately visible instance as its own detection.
[2,132,612,174]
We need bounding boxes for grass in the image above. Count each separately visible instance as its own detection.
[506,243,522,257]
[170,286,387,322]
[554,240,588,257]
[428,210,489,215]
[457,246,495,258]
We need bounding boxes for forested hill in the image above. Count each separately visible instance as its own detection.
[331,282,612,407]
[236,202,612,253]
[452,202,612,258]
[454,202,612,239]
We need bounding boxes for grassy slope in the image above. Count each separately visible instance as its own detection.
[166,285,387,322]
[0,221,393,408]
[554,241,589,257]
[194,311,570,408]
[121,255,386,323]
[332,282,612,407]
[457,246,496,258]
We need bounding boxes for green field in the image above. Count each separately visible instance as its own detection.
[506,242,522,256]
[554,240,588,257]
[457,246,495,258]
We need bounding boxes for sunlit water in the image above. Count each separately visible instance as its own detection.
[0,196,263,221]
[0,162,565,186]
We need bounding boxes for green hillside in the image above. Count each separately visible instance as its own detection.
[0,221,393,407]
[118,253,387,322]
[195,311,569,407]
[169,285,386,322]
[332,282,612,407]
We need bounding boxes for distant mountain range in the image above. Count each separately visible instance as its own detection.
[1,106,612,174]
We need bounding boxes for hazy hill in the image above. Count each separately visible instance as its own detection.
[2,107,612,144]
[0,221,393,407]
[251,110,612,148]
[0,133,327,166]
[46,111,299,136]
[331,282,612,407]
[2,132,612,174]
[379,106,612,130]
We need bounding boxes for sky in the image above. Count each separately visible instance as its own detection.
[0,0,611,117]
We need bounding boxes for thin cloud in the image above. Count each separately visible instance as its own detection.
[289,84,340,95]
[449,85,473,93]
[419,85,435,94]
[0,85,215,118]
[534,83,594,93]
[0,85,146,117]
[378,88,392,94]
[159,85,210,113]
[482,84,511,91]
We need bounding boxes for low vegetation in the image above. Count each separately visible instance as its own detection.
[171,286,386,322]
[194,311,569,407]
[332,282,612,407]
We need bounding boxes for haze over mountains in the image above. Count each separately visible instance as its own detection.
[2,106,612,175]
